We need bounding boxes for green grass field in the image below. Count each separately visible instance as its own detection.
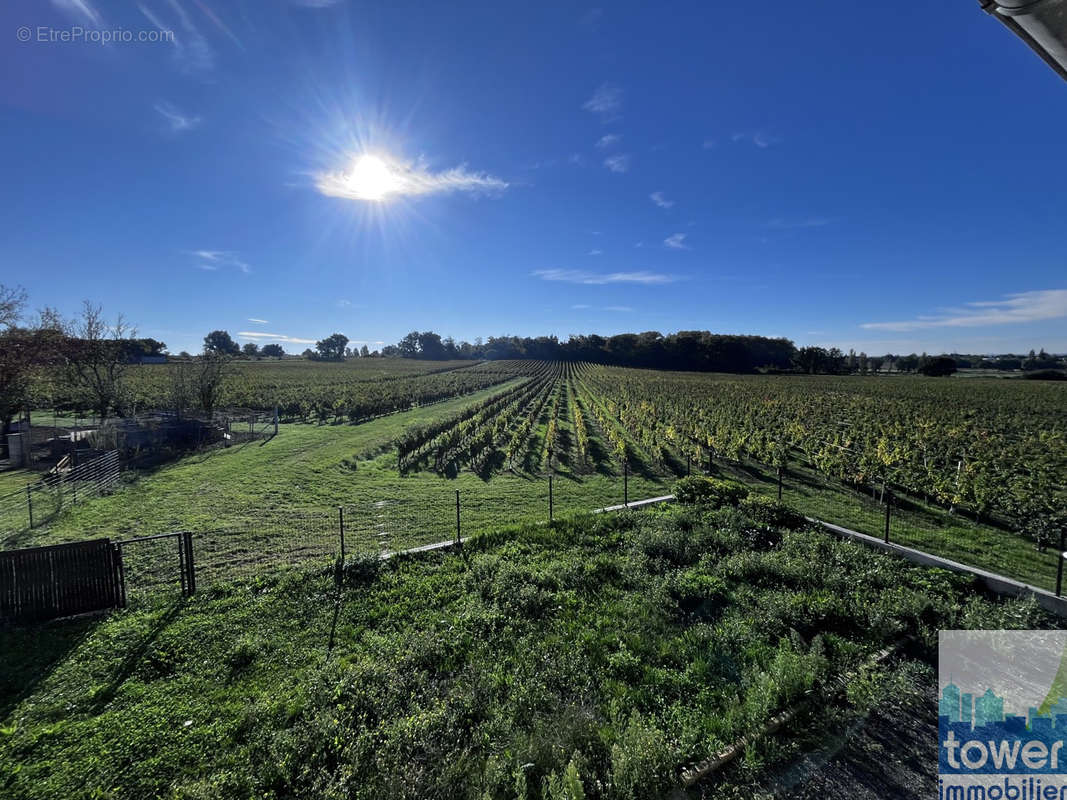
[1,503,1054,799]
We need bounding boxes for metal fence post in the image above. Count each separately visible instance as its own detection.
[1057,530,1065,597]
[183,531,196,595]
[455,490,461,546]
[338,506,346,562]
[623,460,629,507]
[26,486,33,528]
[884,492,892,544]
[549,475,554,522]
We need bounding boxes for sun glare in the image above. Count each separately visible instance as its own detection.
[344,154,399,201]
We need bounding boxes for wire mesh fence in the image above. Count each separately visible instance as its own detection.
[0,450,120,545]
[710,455,1060,593]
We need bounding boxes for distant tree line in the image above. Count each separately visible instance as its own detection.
[204,322,1065,377]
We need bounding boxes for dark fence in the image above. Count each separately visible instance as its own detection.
[0,538,124,623]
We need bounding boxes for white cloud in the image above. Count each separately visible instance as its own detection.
[571,304,591,309]
[768,217,830,229]
[52,0,104,27]
[248,318,269,324]
[532,269,677,285]
[583,83,623,120]
[238,331,317,344]
[191,250,251,274]
[664,233,689,250]
[604,305,633,312]
[568,153,586,166]
[861,289,1067,332]
[732,131,779,148]
[603,154,630,173]
[588,249,602,256]
[596,134,621,149]
[316,155,507,201]
[650,191,674,209]
[702,138,716,149]
[154,101,200,133]
[139,0,214,74]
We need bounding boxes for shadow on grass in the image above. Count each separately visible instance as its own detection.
[88,599,185,713]
[0,613,102,719]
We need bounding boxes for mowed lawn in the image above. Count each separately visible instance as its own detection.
[8,379,671,551]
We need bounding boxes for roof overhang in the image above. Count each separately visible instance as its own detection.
[980,0,1067,81]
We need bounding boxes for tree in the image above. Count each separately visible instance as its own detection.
[63,302,137,421]
[360,344,370,358]
[398,331,420,358]
[0,286,64,457]
[260,343,285,358]
[242,342,259,359]
[315,333,349,361]
[204,330,240,356]
[918,356,957,377]
[0,285,28,329]
[301,348,314,359]
[194,354,231,418]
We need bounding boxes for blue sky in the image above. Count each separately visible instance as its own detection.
[2,0,1065,356]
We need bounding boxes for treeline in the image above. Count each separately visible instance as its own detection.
[381,330,798,372]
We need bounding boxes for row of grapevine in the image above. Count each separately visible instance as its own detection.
[577,364,1066,524]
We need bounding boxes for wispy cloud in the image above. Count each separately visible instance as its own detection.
[289,0,344,6]
[139,0,214,74]
[583,83,623,121]
[248,318,269,324]
[664,233,689,250]
[861,289,1067,332]
[767,217,831,229]
[52,0,104,27]
[732,131,780,148]
[588,249,602,256]
[579,8,603,28]
[604,305,633,312]
[571,304,591,310]
[568,153,586,166]
[702,138,716,149]
[238,331,316,344]
[533,269,677,285]
[596,134,621,149]
[154,101,200,133]
[191,250,251,274]
[650,191,674,209]
[316,155,507,201]
[603,154,630,173]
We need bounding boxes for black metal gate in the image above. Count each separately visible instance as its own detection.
[0,538,124,623]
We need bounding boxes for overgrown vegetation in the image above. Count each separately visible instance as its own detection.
[1,504,1055,799]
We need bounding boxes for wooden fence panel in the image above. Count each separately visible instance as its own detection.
[0,538,123,623]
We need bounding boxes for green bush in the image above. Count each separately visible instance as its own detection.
[738,494,806,530]
[673,476,749,507]
[337,552,380,586]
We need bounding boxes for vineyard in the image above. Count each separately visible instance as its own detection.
[30,359,522,423]
[380,361,1066,528]
[7,359,1066,590]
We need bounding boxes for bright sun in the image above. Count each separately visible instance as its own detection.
[345,154,399,201]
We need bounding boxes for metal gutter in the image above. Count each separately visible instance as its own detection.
[980,0,1067,81]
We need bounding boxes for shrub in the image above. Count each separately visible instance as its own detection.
[738,494,805,530]
[338,552,380,586]
[609,713,677,799]
[673,476,748,507]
